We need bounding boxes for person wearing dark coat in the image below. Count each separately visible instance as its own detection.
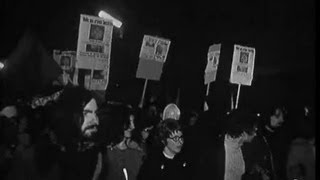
[251,106,291,180]
[137,118,192,180]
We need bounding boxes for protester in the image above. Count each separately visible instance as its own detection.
[0,104,19,179]
[49,86,104,180]
[102,102,145,180]
[286,135,315,180]
[141,99,161,128]
[193,108,260,180]
[240,106,288,180]
[132,111,154,155]
[286,105,315,180]
[137,118,191,180]
[180,110,200,169]
[257,105,293,180]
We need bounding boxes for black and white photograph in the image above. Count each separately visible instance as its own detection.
[60,55,71,67]
[0,1,315,180]
[86,44,104,53]
[89,24,105,41]
[239,51,249,64]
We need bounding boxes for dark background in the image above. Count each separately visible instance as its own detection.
[0,0,316,112]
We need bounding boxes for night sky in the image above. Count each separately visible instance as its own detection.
[0,0,316,111]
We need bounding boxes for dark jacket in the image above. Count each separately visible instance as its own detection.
[137,149,192,180]
[193,134,225,180]
[59,146,103,180]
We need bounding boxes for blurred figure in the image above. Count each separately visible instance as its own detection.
[134,113,154,155]
[0,104,19,179]
[142,100,161,127]
[257,106,292,180]
[286,105,315,180]
[286,136,315,180]
[3,104,62,180]
[180,110,199,158]
[102,103,145,180]
[137,118,191,180]
[194,108,259,180]
[261,106,287,134]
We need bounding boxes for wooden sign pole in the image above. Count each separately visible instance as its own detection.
[139,79,148,108]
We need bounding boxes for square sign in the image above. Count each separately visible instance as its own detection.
[230,45,256,86]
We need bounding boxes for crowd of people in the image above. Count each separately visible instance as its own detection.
[0,86,315,180]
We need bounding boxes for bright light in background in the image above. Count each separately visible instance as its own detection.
[98,10,122,28]
[0,61,5,70]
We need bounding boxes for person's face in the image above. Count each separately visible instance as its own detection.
[242,130,257,143]
[124,118,135,138]
[165,130,184,155]
[81,99,99,138]
[270,108,284,128]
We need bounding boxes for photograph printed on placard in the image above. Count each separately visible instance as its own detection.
[60,56,71,66]
[145,37,156,48]
[213,52,220,66]
[155,40,168,62]
[92,70,105,80]
[237,65,248,73]
[89,24,105,41]
[239,51,249,64]
[86,44,104,53]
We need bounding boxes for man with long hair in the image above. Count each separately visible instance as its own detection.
[50,86,103,180]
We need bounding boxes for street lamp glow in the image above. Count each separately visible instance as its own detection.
[98,10,122,28]
[0,61,4,70]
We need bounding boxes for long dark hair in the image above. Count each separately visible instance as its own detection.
[99,102,133,146]
[49,86,97,148]
[223,108,259,138]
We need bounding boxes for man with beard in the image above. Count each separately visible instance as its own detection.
[51,86,103,180]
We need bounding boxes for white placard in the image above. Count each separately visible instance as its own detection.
[204,44,221,84]
[76,14,113,70]
[230,45,256,86]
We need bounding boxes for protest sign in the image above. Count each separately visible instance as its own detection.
[76,14,113,70]
[204,44,221,84]
[75,14,113,91]
[53,50,76,71]
[136,35,171,80]
[53,50,77,86]
[230,44,256,86]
